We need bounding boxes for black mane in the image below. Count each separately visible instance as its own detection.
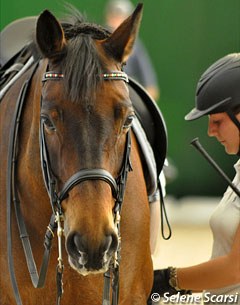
[55,8,112,103]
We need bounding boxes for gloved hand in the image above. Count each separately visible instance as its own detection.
[151,268,192,296]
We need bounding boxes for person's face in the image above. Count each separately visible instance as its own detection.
[208,112,240,154]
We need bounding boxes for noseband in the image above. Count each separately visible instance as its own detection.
[40,70,131,305]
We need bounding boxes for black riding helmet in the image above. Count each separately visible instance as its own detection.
[185,53,240,130]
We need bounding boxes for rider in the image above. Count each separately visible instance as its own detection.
[148,53,240,304]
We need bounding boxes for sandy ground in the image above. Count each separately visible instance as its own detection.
[149,196,217,305]
[156,224,212,305]
[156,224,213,269]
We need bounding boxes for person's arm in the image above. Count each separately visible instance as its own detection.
[177,223,240,291]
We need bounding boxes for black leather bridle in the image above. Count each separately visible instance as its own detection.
[40,71,132,305]
[40,70,131,214]
[42,69,133,305]
[7,62,132,305]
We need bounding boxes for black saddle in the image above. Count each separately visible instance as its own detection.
[128,78,167,178]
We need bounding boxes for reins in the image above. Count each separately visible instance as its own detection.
[7,60,58,305]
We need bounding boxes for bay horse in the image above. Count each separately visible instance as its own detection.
[0,4,156,305]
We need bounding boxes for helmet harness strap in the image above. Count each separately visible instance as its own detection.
[226,109,240,131]
[226,109,240,155]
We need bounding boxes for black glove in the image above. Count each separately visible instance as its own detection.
[151,269,192,296]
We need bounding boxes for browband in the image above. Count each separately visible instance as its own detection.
[101,72,129,83]
[42,72,64,82]
[42,71,129,83]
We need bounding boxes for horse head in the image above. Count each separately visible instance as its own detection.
[36,4,143,276]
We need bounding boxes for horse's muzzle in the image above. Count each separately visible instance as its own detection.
[66,231,118,275]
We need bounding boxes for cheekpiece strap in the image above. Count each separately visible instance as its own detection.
[42,72,64,82]
[101,72,129,83]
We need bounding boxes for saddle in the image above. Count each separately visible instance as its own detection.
[0,18,167,198]
[128,79,167,177]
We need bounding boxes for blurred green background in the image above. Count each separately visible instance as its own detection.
[1,0,239,197]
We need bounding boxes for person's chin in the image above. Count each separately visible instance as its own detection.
[225,146,238,155]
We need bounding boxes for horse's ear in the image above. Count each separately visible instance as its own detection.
[36,10,66,60]
[103,3,143,64]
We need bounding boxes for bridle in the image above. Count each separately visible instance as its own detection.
[41,70,132,305]
[7,61,132,305]
[40,71,131,216]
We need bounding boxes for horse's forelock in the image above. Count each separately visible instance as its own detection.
[59,13,111,104]
[61,36,101,103]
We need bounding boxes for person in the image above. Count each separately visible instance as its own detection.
[104,0,160,101]
[149,53,240,304]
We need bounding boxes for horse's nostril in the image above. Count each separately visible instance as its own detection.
[66,230,119,270]
[100,235,112,254]
[66,232,85,258]
[73,233,86,253]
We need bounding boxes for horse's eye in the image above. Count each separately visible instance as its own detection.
[123,115,135,129]
[42,116,56,131]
